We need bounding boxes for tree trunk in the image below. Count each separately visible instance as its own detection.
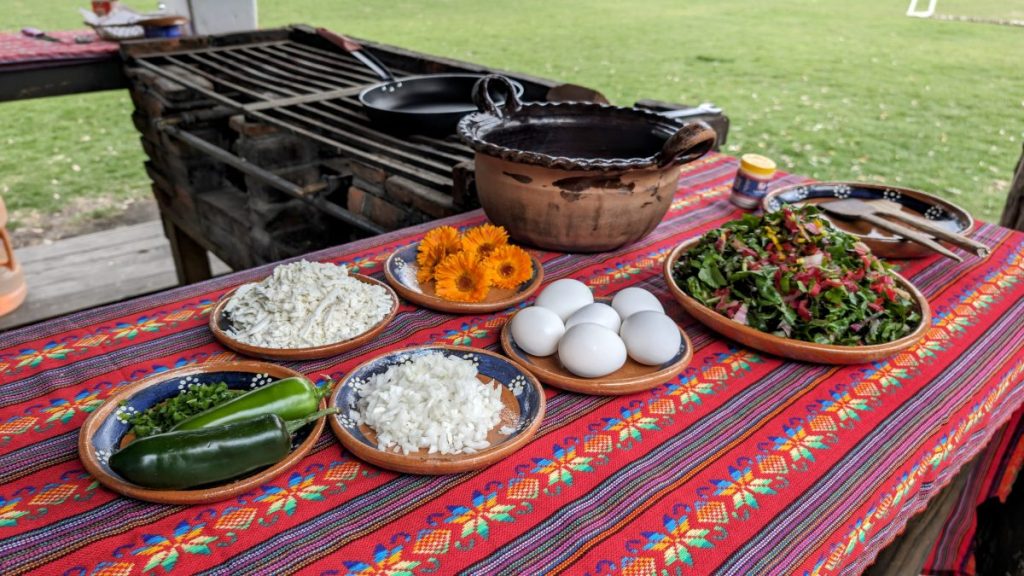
[1000,143,1024,231]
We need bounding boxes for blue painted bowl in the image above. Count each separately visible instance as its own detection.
[78,361,326,504]
[763,182,973,259]
[329,345,545,474]
[384,241,544,314]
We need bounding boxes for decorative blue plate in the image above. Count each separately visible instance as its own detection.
[78,361,325,504]
[329,345,546,474]
[763,182,974,259]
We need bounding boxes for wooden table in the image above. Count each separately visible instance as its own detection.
[2,154,1020,575]
[0,29,125,101]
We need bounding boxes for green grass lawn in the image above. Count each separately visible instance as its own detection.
[2,0,1023,228]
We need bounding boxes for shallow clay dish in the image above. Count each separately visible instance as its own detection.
[763,182,974,259]
[329,345,545,475]
[663,239,931,365]
[384,242,543,314]
[500,299,693,395]
[210,273,399,361]
[78,361,326,505]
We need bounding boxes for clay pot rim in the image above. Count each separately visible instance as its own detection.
[458,100,687,173]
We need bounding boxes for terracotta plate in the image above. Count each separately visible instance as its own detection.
[210,272,399,361]
[329,345,545,475]
[500,301,693,395]
[383,242,544,314]
[663,239,931,365]
[78,362,326,505]
[762,182,974,259]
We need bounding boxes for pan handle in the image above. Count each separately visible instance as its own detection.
[656,121,717,168]
[316,28,395,82]
[472,75,523,119]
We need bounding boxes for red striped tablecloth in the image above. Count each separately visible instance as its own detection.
[1,154,1022,575]
[0,30,117,66]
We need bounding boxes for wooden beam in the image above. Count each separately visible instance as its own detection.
[161,213,213,285]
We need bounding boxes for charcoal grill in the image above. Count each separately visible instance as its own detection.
[121,25,729,282]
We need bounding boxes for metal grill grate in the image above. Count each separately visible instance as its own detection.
[130,37,479,189]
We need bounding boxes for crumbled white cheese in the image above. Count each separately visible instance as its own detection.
[356,353,505,455]
[224,260,392,349]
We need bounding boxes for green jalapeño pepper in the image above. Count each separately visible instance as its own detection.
[109,409,334,490]
[170,376,320,432]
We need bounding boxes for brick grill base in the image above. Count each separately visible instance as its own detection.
[127,66,461,270]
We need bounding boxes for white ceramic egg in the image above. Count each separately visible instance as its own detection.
[535,278,594,322]
[611,287,664,320]
[565,302,621,332]
[558,323,627,378]
[619,311,681,366]
[510,306,565,357]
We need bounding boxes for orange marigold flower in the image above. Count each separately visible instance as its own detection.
[461,224,508,259]
[417,265,436,285]
[484,245,534,289]
[434,251,492,302]
[417,226,462,281]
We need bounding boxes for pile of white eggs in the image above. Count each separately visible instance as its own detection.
[510,279,682,378]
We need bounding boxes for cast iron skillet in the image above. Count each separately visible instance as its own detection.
[317,29,524,137]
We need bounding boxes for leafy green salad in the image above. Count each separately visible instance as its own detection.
[672,205,922,346]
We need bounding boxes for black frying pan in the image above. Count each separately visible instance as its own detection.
[316,29,524,137]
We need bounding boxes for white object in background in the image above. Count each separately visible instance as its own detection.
[163,0,258,35]
[906,0,937,18]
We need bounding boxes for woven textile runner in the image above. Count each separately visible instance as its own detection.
[921,406,1024,574]
[0,30,117,66]
[1,154,1022,575]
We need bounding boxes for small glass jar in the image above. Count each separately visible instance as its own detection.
[730,154,777,210]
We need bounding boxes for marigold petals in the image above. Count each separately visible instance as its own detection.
[485,245,534,289]
[434,251,492,302]
[461,224,509,259]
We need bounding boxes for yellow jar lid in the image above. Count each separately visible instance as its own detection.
[739,154,777,177]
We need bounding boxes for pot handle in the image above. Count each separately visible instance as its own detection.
[316,28,395,82]
[656,121,717,168]
[472,75,523,119]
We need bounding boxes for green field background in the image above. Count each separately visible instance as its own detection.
[2,0,1023,225]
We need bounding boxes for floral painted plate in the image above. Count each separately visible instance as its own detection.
[328,345,545,474]
[383,242,544,314]
[78,361,326,505]
[762,182,974,259]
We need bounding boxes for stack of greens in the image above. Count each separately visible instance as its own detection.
[672,205,921,346]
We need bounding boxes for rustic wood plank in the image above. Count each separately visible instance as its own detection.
[162,214,214,285]
[0,221,229,331]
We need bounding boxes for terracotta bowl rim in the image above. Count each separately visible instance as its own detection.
[458,100,705,172]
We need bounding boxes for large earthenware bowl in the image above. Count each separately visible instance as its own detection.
[459,75,717,253]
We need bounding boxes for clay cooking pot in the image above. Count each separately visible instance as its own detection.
[458,75,717,252]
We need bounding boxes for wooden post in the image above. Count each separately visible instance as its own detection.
[161,213,212,285]
[1000,144,1024,231]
